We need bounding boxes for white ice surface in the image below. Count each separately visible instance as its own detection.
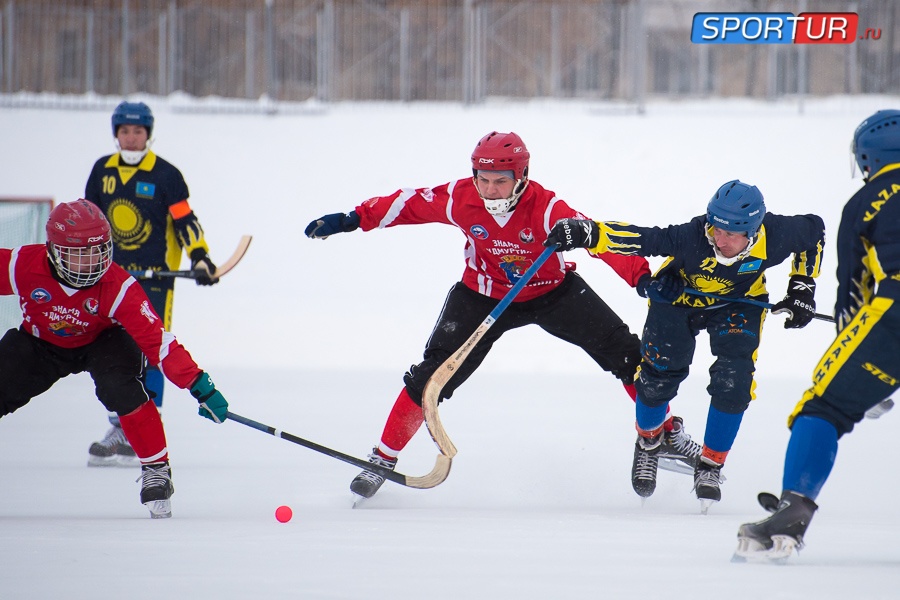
[1,96,898,598]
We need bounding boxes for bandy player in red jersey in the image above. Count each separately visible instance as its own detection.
[0,199,229,518]
[305,131,702,501]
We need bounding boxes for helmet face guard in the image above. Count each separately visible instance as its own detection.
[48,241,113,288]
[46,200,113,288]
[471,131,530,215]
[852,109,900,180]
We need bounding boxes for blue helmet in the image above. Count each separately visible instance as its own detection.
[852,109,900,179]
[111,101,154,136]
[706,180,766,237]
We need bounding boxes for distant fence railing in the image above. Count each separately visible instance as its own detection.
[1,0,897,105]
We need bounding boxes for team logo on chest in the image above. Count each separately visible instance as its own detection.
[499,255,528,283]
[470,224,489,240]
[519,228,534,244]
[108,198,152,250]
[31,288,51,303]
[83,298,99,315]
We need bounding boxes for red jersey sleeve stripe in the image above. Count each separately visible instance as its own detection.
[108,277,136,317]
[377,189,417,228]
[7,247,21,296]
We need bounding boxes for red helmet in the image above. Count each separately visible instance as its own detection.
[46,200,113,288]
[471,131,530,180]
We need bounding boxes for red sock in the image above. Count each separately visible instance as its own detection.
[624,382,674,431]
[119,400,169,464]
[701,446,728,466]
[377,388,425,456]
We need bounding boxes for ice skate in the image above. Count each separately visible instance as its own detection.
[657,416,702,475]
[865,397,894,419]
[693,457,723,514]
[138,460,174,519]
[87,425,139,468]
[631,433,661,499]
[733,490,818,563]
[350,448,397,505]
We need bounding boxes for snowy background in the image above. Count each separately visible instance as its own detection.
[1,94,899,598]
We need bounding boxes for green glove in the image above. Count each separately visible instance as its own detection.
[190,372,228,423]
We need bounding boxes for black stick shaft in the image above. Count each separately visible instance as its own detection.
[225,411,406,484]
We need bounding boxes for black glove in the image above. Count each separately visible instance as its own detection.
[636,273,684,303]
[545,218,599,251]
[305,211,361,239]
[772,275,816,329]
[189,248,219,286]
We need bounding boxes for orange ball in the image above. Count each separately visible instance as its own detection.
[275,505,293,523]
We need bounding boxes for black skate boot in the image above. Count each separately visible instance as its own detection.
[693,456,723,513]
[350,449,397,501]
[733,490,818,563]
[631,433,661,498]
[658,416,702,473]
[138,460,174,519]
[88,425,138,468]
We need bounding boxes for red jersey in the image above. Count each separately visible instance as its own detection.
[0,245,202,389]
[355,178,649,302]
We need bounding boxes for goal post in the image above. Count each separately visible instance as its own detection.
[0,197,54,332]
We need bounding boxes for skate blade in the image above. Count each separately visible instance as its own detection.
[658,457,694,476]
[699,498,718,515]
[757,492,780,513]
[351,494,368,509]
[145,499,172,519]
[732,535,797,564]
[116,455,140,468]
[87,456,119,467]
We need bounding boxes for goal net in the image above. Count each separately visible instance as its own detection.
[0,197,53,332]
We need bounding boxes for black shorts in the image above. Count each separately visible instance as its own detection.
[0,326,150,418]
[402,272,640,405]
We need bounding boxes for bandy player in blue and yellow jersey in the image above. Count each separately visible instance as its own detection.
[549,181,826,510]
[736,109,900,562]
[83,101,219,467]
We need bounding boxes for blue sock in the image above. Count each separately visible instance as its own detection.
[782,416,838,500]
[635,396,668,431]
[703,405,744,454]
[146,367,165,409]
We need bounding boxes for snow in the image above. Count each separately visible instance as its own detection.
[1,95,899,598]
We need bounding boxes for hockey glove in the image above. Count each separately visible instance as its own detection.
[190,372,229,424]
[636,273,684,303]
[772,275,816,329]
[305,210,361,239]
[190,248,219,286]
[545,218,599,251]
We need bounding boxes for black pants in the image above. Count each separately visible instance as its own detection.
[0,327,150,418]
[402,272,640,405]
[636,300,764,414]
[791,293,900,437]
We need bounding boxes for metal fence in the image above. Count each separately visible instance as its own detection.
[1,0,897,105]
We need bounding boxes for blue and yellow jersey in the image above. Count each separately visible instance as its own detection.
[834,164,900,328]
[84,151,209,273]
[591,213,825,308]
